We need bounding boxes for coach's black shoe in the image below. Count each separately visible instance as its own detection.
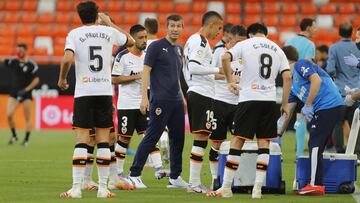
[8,136,18,145]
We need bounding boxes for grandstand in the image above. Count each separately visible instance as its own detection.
[0,0,359,64]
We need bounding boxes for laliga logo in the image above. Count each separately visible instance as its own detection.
[42,105,73,126]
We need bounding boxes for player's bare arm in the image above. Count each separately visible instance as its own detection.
[140,65,151,115]
[306,73,322,105]
[222,52,238,95]
[280,70,292,117]
[112,74,141,85]
[58,50,74,91]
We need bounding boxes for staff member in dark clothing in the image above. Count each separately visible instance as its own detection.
[0,43,40,146]
[129,14,188,189]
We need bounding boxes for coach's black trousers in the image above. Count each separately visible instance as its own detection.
[130,99,185,179]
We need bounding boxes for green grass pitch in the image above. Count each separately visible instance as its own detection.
[0,129,358,203]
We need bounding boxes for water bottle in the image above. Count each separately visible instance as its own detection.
[277,114,286,135]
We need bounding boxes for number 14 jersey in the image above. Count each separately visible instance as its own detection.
[65,25,127,98]
[227,37,289,103]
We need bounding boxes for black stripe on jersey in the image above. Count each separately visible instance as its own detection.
[112,49,129,70]
[212,44,225,53]
[227,51,233,62]
[280,69,290,76]
[189,60,201,65]
[199,35,207,48]
[65,48,74,53]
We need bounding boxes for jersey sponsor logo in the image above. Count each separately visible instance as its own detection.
[155,107,162,116]
[82,76,110,84]
[300,66,310,77]
[129,70,141,76]
[251,83,273,90]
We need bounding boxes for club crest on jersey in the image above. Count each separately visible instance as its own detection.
[206,121,212,130]
[155,107,162,116]
[82,76,89,84]
[121,126,127,134]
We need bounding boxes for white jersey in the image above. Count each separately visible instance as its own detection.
[65,25,127,98]
[213,46,242,105]
[228,37,290,103]
[183,34,218,98]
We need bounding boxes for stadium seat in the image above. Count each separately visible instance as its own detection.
[244,15,261,26]
[0,35,15,46]
[32,47,48,56]
[0,1,4,10]
[0,24,16,37]
[319,3,337,14]
[338,4,356,14]
[34,36,53,55]
[279,16,297,27]
[106,1,122,12]
[282,4,299,15]
[207,2,225,16]
[191,14,203,26]
[21,12,38,24]
[139,1,157,12]
[38,13,55,24]
[300,3,317,15]
[267,33,279,42]
[245,3,261,15]
[5,1,22,11]
[54,37,66,46]
[352,18,360,28]
[23,0,37,11]
[53,25,70,38]
[16,36,34,47]
[122,13,139,25]
[279,31,296,43]
[158,2,174,13]
[192,2,207,14]
[226,14,241,25]
[108,13,122,24]
[316,15,333,29]
[0,45,14,56]
[53,46,64,57]
[3,12,21,24]
[34,25,54,37]
[16,24,34,37]
[55,12,73,25]
[124,2,140,12]
[182,14,191,26]
[263,15,279,27]
[263,3,280,15]
[226,3,241,14]
[56,1,73,12]
[334,15,353,27]
[175,2,191,14]
[157,13,168,25]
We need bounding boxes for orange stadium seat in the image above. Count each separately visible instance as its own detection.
[54,37,66,47]
[32,47,48,56]
[16,36,34,47]
[282,4,299,15]
[0,45,14,56]
[263,3,280,15]
[3,12,21,24]
[319,3,337,14]
[108,13,122,24]
[158,2,174,13]
[352,18,360,28]
[56,1,73,12]
[301,4,317,15]
[263,15,279,27]
[55,12,73,25]
[279,16,297,27]
[267,33,279,42]
[0,24,16,37]
[53,25,70,38]
[226,14,241,25]
[21,12,38,24]
[16,24,34,37]
[38,13,55,24]
[0,1,4,10]
[122,13,139,25]
[54,46,65,57]
[0,36,15,46]
[226,3,241,14]
[191,14,202,26]
[334,15,353,27]
[245,4,261,15]
[34,25,54,37]
[158,13,168,25]
[106,1,122,12]
[244,15,261,26]
[23,0,37,11]
[140,1,157,12]
[182,14,191,26]
[5,1,22,11]
[123,2,140,12]
[192,2,206,14]
[175,3,191,14]
[338,4,356,14]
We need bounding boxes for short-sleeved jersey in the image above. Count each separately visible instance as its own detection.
[228,37,290,103]
[212,46,242,105]
[65,25,127,98]
[285,35,315,60]
[183,34,215,98]
[144,38,158,56]
[112,49,143,110]
[144,38,183,101]
[289,59,343,112]
[4,58,38,91]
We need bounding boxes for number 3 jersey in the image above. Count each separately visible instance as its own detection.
[112,49,143,110]
[227,37,289,103]
[65,25,127,98]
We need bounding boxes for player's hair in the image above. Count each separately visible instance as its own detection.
[282,46,299,62]
[202,11,223,26]
[246,23,268,37]
[230,25,246,36]
[300,18,315,31]
[144,18,159,35]
[76,1,98,24]
[316,45,329,53]
[358,26,360,31]
[17,43,28,50]
[223,23,234,34]
[166,14,183,27]
[130,24,146,37]
[339,22,353,38]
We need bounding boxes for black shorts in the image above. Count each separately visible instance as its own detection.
[187,91,214,135]
[72,96,113,129]
[233,101,278,140]
[209,100,237,142]
[10,91,32,103]
[343,104,358,125]
[89,124,115,137]
[117,109,147,137]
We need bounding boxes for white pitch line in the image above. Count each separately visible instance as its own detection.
[353,184,360,203]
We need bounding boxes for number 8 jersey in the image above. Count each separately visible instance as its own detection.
[65,25,127,98]
[227,36,289,103]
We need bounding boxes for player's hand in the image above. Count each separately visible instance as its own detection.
[98,13,112,26]
[232,75,240,84]
[280,103,290,119]
[17,89,27,97]
[345,94,355,107]
[140,97,149,115]
[301,104,314,122]
[227,83,239,95]
[58,79,69,91]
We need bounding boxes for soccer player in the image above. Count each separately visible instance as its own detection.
[208,23,292,198]
[280,46,343,195]
[128,14,188,189]
[111,24,168,189]
[209,25,247,189]
[213,23,233,52]
[144,17,170,165]
[285,18,317,158]
[0,43,40,146]
[58,1,134,198]
[183,11,223,193]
